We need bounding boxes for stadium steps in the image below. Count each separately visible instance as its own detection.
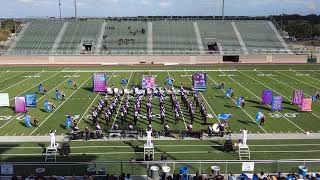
[147,22,153,54]
[6,22,30,55]
[231,22,249,54]
[94,21,107,55]
[193,22,205,54]
[267,21,292,54]
[50,21,69,54]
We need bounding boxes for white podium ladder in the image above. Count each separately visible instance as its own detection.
[45,147,58,162]
[144,144,154,161]
[239,144,250,160]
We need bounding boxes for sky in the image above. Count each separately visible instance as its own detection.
[0,0,319,18]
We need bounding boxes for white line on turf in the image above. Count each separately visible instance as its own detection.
[209,71,268,133]
[29,75,92,135]
[110,72,133,131]
[167,71,187,129]
[183,70,221,124]
[264,71,320,121]
[0,72,43,92]
[9,72,61,101]
[2,143,320,149]
[2,149,320,156]
[78,72,115,124]
[277,71,319,89]
[237,70,306,133]
[0,72,23,84]
[0,72,79,130]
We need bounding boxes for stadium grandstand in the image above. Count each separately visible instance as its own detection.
[4,17,293,56]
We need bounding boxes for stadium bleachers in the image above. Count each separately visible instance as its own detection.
[56,19,102,54]
[235,20,286,53]
[7,20,64,55]
[6,18,290,55]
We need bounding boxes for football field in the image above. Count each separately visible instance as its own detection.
[0,65,320,135]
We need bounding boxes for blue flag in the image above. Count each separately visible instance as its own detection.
[68,80,73,86]
[65,116,72,129]
[256,112,264,123]
[237,97,244,107]
[55,90,61,100]
[225,88,232,98]
[167,78,173,86]
[44,100,52,112]
[24,115,32,128]
[38,84,43,94]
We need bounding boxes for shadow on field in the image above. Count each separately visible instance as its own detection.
[237,119,256,125]
[83,87,93,92]
[246,99,261,105]
[252,106,270,111]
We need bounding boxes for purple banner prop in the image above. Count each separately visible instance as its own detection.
[193,73,207,91]
[15,97,26,113]
[272,96,282,111]
[262,89,273,105]
[292,90,304,105]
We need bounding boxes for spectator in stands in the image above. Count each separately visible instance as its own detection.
[125,174,132,180]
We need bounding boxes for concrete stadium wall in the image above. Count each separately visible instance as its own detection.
[0,54,317,65]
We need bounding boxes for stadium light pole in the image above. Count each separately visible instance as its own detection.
[222,0,225,22]
[74,0,78,20]
[58,0,62,19]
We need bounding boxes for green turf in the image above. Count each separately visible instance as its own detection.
[0,65,320,175]
[0,65,320,135]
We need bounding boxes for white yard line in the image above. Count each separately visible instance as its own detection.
[182,70,221,124]
[0,72,79,130]
[237,70,306,133]
[277,71,319,90]
[0,72,22,84]
[265,71,320,121]
[167,71,188,129]
[29,75,92,135]
[209,71,268,133]
[110,72,133,131]
[0,72,43,92]
[9,72,61,101]
[78,72,115,124]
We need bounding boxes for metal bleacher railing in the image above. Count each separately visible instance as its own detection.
[1,160,319,177]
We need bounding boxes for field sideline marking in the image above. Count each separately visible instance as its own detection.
[29,75,92,135]
[265,71,320,121]
[78,72,115,124]
[167,71,188,129]
[110,72,133,131]
[236,70,306,133]
[209,71,268,133]
[0,72,43,92]
[2,149,320,156]
[2,143,320,149]
[0,72,79,130]
[4,69,320,73]
[277,71,319,90]
[8,72,61,101]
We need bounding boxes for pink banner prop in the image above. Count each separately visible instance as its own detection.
[15,97,26,113]
[292,90,304,105]
[300,98,312,112]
